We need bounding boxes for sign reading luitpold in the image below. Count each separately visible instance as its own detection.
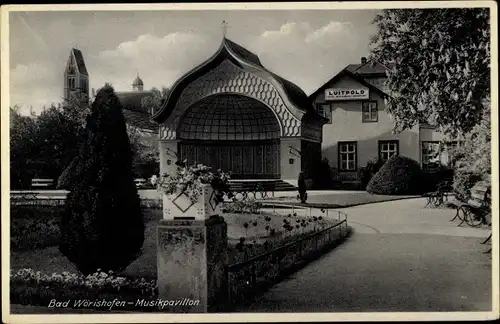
[325,88,369,101]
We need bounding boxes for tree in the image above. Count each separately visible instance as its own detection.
[10,106,38,188]
[370,8,490,137]
[59,84,144,275]
[124,86,169,178]
[453,103,491,175]
[56,92,93,189]
[450,102,491,199]
[127,125,160,178]
[140,86,170,115]
[32,104,82,179]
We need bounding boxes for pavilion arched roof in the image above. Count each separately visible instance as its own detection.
[151,37,326,124]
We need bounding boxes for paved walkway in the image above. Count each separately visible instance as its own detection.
[238,198,492,312]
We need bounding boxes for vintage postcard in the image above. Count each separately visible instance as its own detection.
[1,1,498,323]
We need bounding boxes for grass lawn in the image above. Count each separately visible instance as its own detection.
[268,192,419,208]
[11,208,321,280]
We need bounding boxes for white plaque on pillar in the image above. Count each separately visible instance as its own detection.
[163,184,222,220]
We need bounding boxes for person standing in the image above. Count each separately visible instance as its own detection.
[298,171,307,204]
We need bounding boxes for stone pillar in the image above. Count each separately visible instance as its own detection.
[157,216,228,313]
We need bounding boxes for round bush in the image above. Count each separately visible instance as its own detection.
[366,155,424,195]
[359,158,386,190]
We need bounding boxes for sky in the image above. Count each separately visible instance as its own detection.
[9,9,380,115]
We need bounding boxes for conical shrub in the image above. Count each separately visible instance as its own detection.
[366,155,424,195]
[59,84,145,275]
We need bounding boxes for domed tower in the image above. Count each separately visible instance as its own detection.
[132,73,144,91]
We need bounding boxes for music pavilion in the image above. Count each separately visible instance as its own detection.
[151,37,329,186]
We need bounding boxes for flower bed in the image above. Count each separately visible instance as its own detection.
[10,268,159,312]
[227,220,351,306]
[10,201,351,310]
[11,206,63,251]
[226,211,341,264]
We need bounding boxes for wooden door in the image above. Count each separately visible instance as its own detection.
[179,141,280,179]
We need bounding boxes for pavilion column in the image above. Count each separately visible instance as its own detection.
[280,137,302,186]
[159,140,179,177]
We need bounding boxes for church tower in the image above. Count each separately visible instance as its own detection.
[64,48,89,103]
[132,73,144,91]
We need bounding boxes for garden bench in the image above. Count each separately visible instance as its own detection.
[31,178,54,189]
[424,181,453,207]
[449,181,491,228]
[229,181,276,200]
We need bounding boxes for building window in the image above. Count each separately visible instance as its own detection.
[379,140,399,161]
[421,141,441,170]
[68,77,76,90]
[80,79,89,95]
[338,141,357,171]
[421,141,460,170]
[316,103,332,124]
[362,101,378,122]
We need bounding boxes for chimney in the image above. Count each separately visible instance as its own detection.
[91,88,95,97]
[361,57,367,64]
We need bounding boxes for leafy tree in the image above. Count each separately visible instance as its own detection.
[141,86,170,115]
[127,125,160,178]
[10,106,38,188]
[451,103,491,199]
[123,86,169,178]
[60,91,91,135]
[370,8,490,137]
[59,84,144,275]
[10,91,91,188]
[32,104,82,179]
[452,103,491,175]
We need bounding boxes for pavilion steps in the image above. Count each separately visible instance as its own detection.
[228,179,297,192]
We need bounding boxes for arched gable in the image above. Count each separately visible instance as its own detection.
[158,59,304,140]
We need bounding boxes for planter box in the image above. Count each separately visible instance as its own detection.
[162,184,221,220]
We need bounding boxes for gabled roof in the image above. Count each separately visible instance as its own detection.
[151,37,326,124]
[116,91,153,114]
[115,91,158,132]
[71,48,89,75]
[223,38,263,67]
[122,109,158,132]
[350,59,393,76]
[308,69,389,100]
[345,64,363,73]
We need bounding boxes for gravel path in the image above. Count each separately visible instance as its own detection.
[237,198,492,312]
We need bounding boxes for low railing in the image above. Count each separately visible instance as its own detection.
[227,211,348,306]
[231,190,275,201]
[10,192,66,206]
[229,183,277,201]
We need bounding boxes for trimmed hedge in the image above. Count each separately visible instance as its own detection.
[366,155,425,195]
[359,158,386,190]
[59,85,145,275]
